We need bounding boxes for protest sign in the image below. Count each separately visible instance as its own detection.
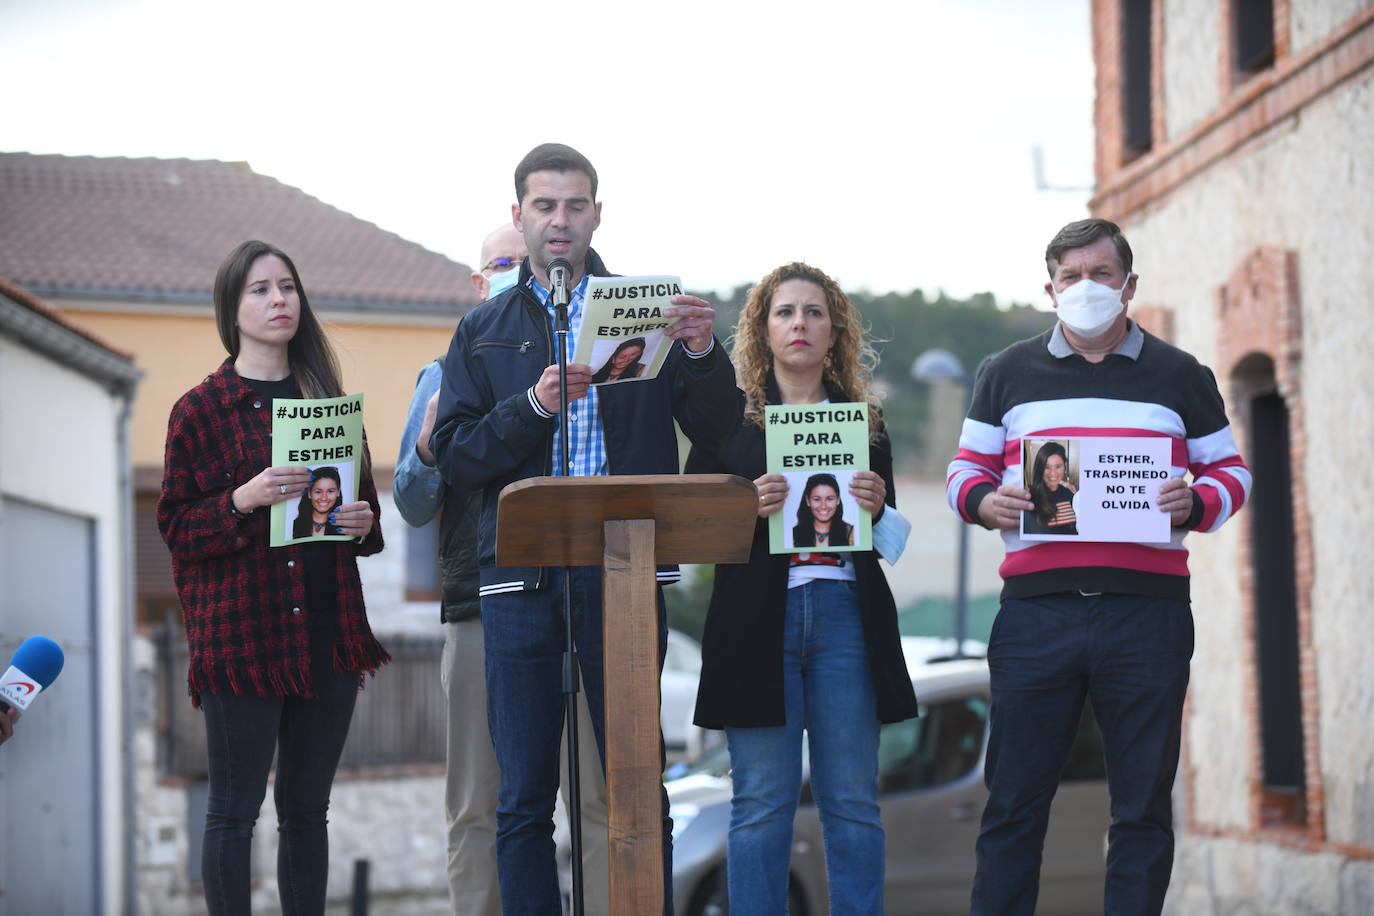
[270,394,364,546]
[572,275,680,384]
[1020,436,1173,543]
[764,403,871,554]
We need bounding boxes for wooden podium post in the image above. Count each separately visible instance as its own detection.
[496,474,757,915]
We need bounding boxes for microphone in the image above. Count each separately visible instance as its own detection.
[547,258,573,315]
[0,636,65,715]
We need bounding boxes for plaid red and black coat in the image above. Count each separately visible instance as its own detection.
[157,359,388,707]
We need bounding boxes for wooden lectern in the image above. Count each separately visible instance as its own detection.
[496,473,757,915]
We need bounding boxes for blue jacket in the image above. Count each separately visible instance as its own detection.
[430,248,741,595]
[394,360,481,622]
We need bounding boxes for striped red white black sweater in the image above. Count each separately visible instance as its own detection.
[945,322,1251,601]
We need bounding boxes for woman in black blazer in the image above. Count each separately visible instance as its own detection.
[686,262,917,915]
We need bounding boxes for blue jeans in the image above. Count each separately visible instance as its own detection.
[482,566,673,915]
[972,593,1193,916]
[725,578,884,916]
[199,636,358,916]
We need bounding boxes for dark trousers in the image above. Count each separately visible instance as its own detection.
[972,593,1193,916]
[199,636,359,916]
[482,566,674,915]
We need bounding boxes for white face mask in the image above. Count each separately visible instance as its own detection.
[1053,277,1128,338]
[486,265,522,299]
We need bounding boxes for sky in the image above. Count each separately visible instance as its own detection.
[1,0,1096,306]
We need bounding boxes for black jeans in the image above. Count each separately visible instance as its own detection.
[199,636,358,916]
[972,593,1193,916]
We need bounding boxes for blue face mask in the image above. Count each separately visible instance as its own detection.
[486,265,522,298]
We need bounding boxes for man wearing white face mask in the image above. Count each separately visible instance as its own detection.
[394,222,610,916]
[944,218,1252,915]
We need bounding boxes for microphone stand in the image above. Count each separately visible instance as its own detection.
[550,260,587,916]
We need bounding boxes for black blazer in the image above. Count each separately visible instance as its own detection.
[686,380,919,729]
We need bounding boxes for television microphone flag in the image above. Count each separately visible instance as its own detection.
[0,635,65,713]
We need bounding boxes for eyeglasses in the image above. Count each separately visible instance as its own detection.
[482,256,522,275]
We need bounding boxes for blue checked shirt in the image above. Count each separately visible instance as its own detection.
[526,273,608,477]
[524,272,715,477]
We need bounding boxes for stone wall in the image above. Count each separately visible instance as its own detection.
[1163,0,1224,137]
[1170,835,1374,915]
[1292,0,1373,53]
[1088,0,1374,910]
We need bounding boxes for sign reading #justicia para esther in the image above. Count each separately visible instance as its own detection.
[269,394,364,547]
[572,275,680,385]
[764,403,871,555]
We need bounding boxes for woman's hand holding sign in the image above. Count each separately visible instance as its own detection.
[328,500,376,538]
[755,473,788,519]
[849,470,887,521]
[233,465,312,514]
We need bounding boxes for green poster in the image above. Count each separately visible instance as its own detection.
[764,403,870,555]
[269,393,365,547]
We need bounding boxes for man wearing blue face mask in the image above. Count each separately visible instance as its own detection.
[394,222,610,916]
[944,218,1252,915]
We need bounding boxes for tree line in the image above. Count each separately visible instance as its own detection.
[696,284,1052,474]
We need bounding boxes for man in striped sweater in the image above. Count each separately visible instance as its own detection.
[945,218,1251,915]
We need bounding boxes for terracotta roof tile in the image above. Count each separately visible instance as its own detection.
[0,275,135,360]
[0,152,480,313]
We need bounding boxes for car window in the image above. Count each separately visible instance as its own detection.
[878,696,988,793]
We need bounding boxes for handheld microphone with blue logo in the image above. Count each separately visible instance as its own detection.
[0,635,66,715]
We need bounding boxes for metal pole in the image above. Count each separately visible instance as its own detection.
[953,377,974,658]
[553,278,585,916]
[350,858,370,916]
[954,520,969,657]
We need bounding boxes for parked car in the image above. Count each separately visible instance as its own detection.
[660,628,702,751]
[667,637,1110,916]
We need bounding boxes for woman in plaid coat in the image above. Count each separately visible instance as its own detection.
[158,240,388,916]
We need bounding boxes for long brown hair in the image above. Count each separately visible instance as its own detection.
[213,240,344,400]
[213,241,371,477]
[730,261,884,444]
[1029,441,1071,526]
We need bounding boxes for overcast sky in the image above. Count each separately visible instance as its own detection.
[2,0,1095,306]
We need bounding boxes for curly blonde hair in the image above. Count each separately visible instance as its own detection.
[729,262,884,444]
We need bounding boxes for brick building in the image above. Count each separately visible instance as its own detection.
[1088,2,1374,912]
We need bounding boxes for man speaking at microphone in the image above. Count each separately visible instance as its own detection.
[431,142,738,913]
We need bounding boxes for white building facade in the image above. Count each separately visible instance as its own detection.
[0,280,141,914]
